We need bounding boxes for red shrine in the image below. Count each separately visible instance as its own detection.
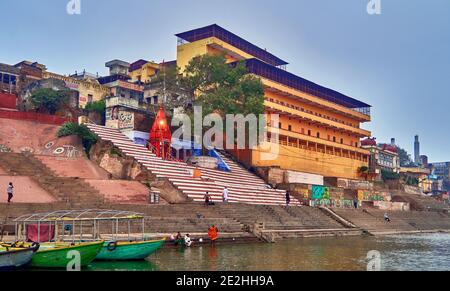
[149,106,172,159]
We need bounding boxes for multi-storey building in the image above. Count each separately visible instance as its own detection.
[128,59,160,84]
[42,71,110,108]
[361,138,401,178]
[174,24,372,180]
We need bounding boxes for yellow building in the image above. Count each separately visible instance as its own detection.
[43,71,110,108]
[175,24,372,180]
[128,59,160,84]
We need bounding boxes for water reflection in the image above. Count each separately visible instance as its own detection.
[86,234,450,271]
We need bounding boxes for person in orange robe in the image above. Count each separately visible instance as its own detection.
[208,225,219,244]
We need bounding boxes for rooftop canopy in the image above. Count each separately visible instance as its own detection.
[243,58,371,113]
[176,24,289,67]
[13,209,145,223]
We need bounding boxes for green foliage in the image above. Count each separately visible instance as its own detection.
[30,88,69,114]
[358,166,369,173]
[57,122,97,154]
[110,146,122,157]
[152,55,265,118]
[404,175,419,186]
[85,100,106,115]
[395,146,415,167]
[381,169,401,181]
[184,54,265,117]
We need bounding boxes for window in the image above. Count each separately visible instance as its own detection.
[317,132,320,138]
[87,94,93,103]
[301,128,305,134]
[340,138,344,144]
[308,130,311,136]
[153,96,158,104]
[279,122,282,129]
[333,136,336,142]
[288,125,292,131]
[327,135,330,141]
[2,74,10,84]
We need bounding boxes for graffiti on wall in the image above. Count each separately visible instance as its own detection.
[0,144,12,153]
[43,141,82,159]
[118,111,134,130]
[357,190,391,202]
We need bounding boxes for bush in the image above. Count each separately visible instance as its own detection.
[85,100,106,115]
[381,169,400,181]
[358,166,369,173]
[30,88,69,114]
[58,122,97,154]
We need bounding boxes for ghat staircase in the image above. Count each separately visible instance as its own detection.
[86,124,299,206]
[0,152,105,206]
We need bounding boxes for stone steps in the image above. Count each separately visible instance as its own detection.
[0,152,105,205]
[86,124,297,206]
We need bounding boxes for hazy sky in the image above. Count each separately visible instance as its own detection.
[1,0,449,162]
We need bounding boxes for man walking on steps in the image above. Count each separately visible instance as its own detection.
[7,182,14,203]
[285,191,291,207]
[222,187,229,203]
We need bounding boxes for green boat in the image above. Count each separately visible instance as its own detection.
[96,239,166,261]
[32,241,104,268]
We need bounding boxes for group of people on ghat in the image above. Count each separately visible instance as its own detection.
[170,225,219,248]
[203,187,229,206]
[204,187,292,207]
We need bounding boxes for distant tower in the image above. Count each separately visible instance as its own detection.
[414,135,420,165]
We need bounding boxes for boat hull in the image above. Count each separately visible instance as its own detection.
[0,246,38,270]
[31,241,103,268]
[96,239,165,261]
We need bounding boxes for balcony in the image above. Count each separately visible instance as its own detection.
[265,100,371,137]
[245,58,371,121]
[105,96,139,109]
[267,127,370,156]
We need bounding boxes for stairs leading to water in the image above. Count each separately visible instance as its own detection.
[86,124,299,206]
[333,208,450,235]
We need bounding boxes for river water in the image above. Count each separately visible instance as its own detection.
[87,233,450,271]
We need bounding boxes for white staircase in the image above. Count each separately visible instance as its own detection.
[87,124,299,206]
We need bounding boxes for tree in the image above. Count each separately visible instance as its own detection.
[30,88,69,114]
[85,100,106,115]
[183,54,265,117]
[150,54,265,118]
[395,146,415,167]
[85,100,106,124]
[381,169,401,181]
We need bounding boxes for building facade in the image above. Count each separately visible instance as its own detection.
[361,138,400,178]
[99,60,152,133]
[128,59,160,84]
[174,24,372,180]
[42,71,110,108]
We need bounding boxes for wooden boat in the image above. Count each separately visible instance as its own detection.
[96,239,166,261]
[0,244,39,270]
[31,241,104,268]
